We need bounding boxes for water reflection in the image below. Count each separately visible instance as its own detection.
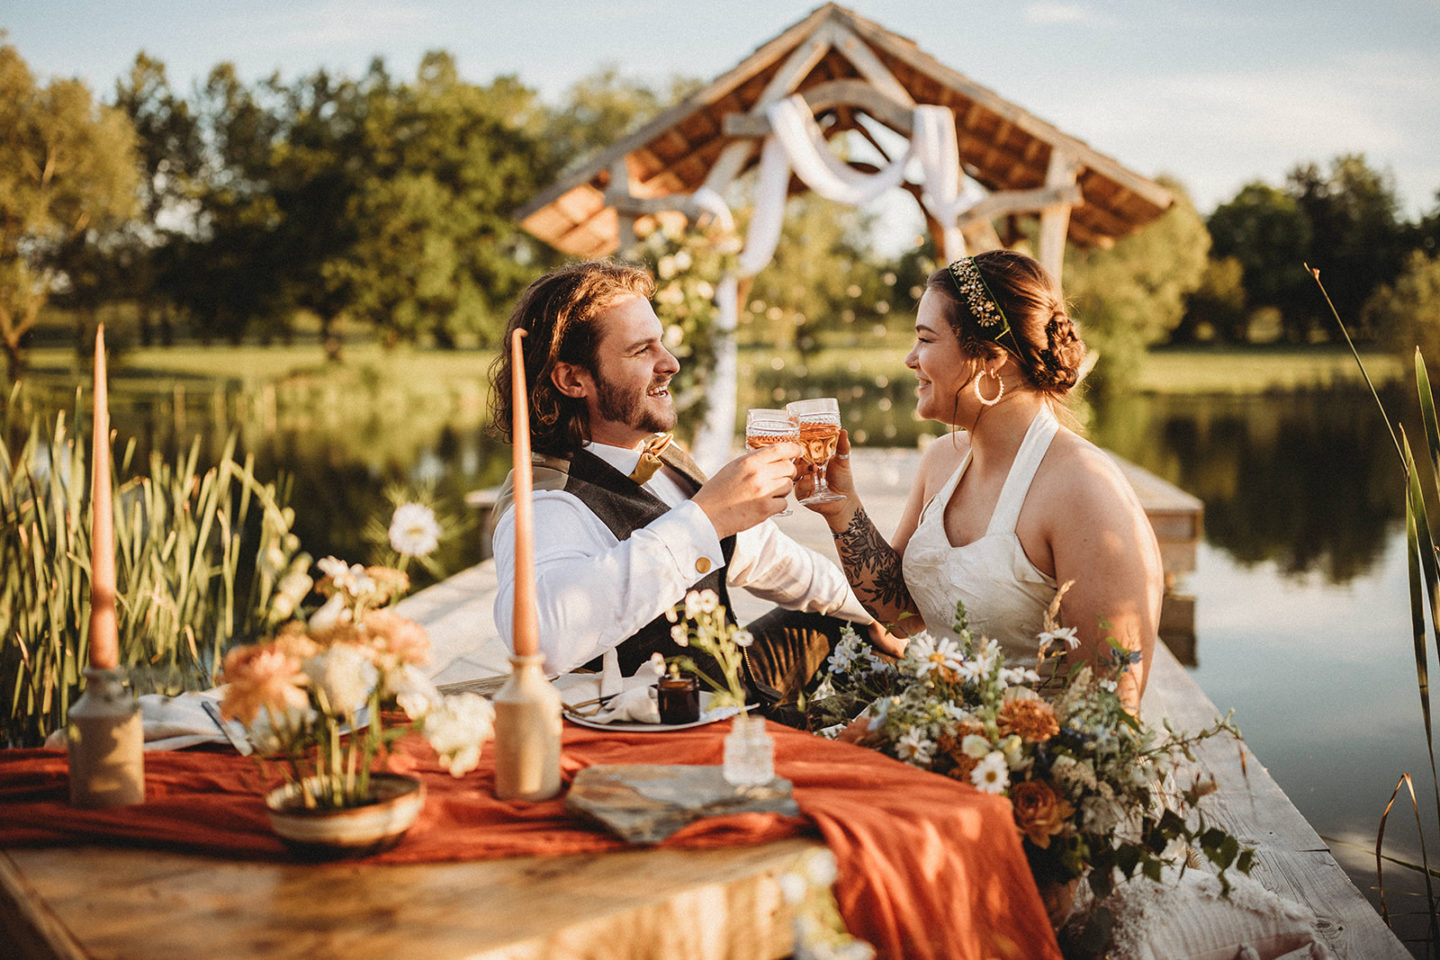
[1091,389,1407,584]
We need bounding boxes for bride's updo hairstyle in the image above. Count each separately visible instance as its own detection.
[925,250,1086,398]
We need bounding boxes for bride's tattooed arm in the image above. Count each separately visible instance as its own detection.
[831,506,915,622]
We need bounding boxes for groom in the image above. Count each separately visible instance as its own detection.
[488,259,884,715]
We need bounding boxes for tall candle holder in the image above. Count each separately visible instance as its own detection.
[493,655,563,800]
[67,666,144,808]
[68,324,144,808]
[492,327,562,801]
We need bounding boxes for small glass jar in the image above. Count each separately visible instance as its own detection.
[722,712,774,786]
[657,674,700,724]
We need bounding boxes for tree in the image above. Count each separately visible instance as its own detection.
[544,65,697,172]
[1177,255,1247,343]
[109,53,201,347]
[1409,190,1440,260]
[330,53,556,349]
[267,66,368,351]
[0,45,138,378]
[1365,250,1440,363]
[175,63,287,344]
[1063,177,1210,390]
[745,194,881,354]
[1287,154,1407,338]
[1206,182,1312,340]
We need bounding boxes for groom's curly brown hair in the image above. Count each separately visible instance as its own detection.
[487,260,655,458]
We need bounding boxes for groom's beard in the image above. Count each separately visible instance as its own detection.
[595,371,676,435]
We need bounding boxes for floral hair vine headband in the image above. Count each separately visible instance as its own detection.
[947,257,1010,336]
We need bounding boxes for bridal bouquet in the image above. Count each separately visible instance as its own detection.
[219,554,493,809]
[806,594,1251,912]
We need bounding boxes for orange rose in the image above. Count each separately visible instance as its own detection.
[1010,779,1074,849]
[997,696,1060,743]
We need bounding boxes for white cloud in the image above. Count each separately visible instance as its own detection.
[1038,49,1440,214]
[1022,3,1114,26]
[253,1,434,52]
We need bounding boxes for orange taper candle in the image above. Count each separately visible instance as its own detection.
[89,325,119,670]
[510,328,539,658]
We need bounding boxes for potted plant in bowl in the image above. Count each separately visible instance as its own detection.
[219,554,493,857]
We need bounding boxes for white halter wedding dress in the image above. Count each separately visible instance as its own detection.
[903,406,1060,662]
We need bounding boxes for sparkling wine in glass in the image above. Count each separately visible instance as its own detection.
[745,408,799,517]
[786,397,846,505]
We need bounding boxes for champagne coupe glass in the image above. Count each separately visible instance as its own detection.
[745,408,800,517]
[786,397,846,505]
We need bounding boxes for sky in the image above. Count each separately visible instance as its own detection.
[5,0,1440,227]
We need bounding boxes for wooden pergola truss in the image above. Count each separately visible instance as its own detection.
[515,2,1173,280]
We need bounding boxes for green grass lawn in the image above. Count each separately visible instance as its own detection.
[9,341,1407,399]
[1134,344,1404,394]
[18,342,491,385]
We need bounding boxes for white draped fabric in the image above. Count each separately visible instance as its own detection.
[688,97,976,471]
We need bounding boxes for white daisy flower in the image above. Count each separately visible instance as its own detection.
[896,728,935,765]
[1037,625,1081,654]
[916,636,963,678]
[388,502,442,558]
[971,752,1010,794]
[904,632,937,667]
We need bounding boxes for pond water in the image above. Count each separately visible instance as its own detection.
[1093,388,1435,955]
[7,370,1435,951]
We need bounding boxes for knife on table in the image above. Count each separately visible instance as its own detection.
[201,699,254,756]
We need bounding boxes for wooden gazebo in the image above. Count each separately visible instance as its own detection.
[516,3,1173,465]
[516,2,1173,280]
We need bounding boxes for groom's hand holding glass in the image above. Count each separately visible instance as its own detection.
[691,439,803,538]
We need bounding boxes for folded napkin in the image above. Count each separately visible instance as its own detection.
[139,690,237,750]
[558,654,666,724]
[44,690,235,752]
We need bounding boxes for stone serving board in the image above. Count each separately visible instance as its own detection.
[565,764,800,844]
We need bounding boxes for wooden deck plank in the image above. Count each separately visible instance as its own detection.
[1143,641,1411,959]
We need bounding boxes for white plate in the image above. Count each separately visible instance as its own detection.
[564,695,753,733]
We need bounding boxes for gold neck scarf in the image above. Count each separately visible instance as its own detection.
[627,433,674,484]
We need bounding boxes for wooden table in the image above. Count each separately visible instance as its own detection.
[1,837,819,960]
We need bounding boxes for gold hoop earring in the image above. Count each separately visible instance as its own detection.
[974,370,1004,406]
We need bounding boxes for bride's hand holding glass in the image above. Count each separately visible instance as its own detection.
[795,427,857,516]
[787,397,847,506]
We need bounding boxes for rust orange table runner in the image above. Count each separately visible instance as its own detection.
[0,720,1060,960]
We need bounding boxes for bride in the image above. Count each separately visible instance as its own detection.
[801,250,1163,709]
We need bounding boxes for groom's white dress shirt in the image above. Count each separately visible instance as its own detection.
[492,441,871,674]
